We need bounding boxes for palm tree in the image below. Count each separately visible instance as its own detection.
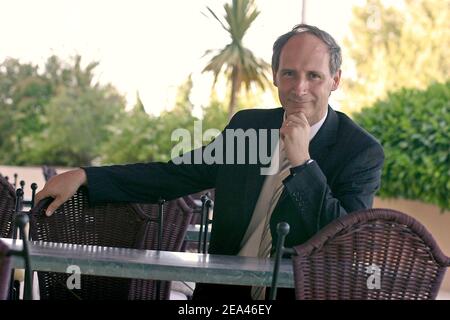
[202,0,271,119]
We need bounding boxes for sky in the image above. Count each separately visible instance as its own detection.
[0,0,368,116]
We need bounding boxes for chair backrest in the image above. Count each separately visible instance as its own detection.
[187,189,215,225]
[29,187,154,300]
[183,195,200,215]
[0,240,12,300]
[29,188,193,300]
[0,175,16,238]
[128,198,193,299]
[290,208,450,300]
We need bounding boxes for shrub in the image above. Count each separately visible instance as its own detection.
[353,81,450,211]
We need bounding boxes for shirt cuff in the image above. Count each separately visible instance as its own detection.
[289,159,314,176]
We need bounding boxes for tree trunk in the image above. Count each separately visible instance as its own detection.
[228,65,241,120]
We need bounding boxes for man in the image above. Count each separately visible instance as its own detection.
[35,24,384,300]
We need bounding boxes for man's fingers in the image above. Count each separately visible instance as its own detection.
[34,190,46,207]
[297,112,309,124]
[35,189,54,207]
[45,198,64,216]
[286,112,309,125]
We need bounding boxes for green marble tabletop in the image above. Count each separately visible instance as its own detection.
[2,238,293,288]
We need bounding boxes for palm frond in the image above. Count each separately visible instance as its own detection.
[202,0,271,115]
[206,6,229,33]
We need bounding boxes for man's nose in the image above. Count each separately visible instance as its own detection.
[293,77,308,95]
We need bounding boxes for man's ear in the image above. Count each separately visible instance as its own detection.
[331,69,341,91]
[272,70,278,87]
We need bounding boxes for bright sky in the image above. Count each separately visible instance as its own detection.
[0,0,367,116]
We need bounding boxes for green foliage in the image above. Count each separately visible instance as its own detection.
[26,85,125,166]
[202,97,229,134]
[99,101,159,164]
[100,77,199,164]
[0,55,127,166]
[353,81,450,210]
[0,52,273,167]
[0,59,53,162]
[344,0,449,112]
[99,75,270,165]
[201,87,269,140]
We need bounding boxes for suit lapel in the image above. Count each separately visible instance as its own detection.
[309,106,339,164]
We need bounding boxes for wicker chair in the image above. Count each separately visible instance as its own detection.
[0,214,33,300]
[29,187,192,300]
[0,175,16,238]
[0,240,12,300]
[271,208,450,300]
[0,184,27,300]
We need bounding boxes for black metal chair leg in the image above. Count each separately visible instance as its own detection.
[270,222,290,300]
[155,198,166,300]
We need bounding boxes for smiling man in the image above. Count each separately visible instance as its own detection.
[35,24,384,300]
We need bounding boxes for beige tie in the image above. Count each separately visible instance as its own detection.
[251,145,291,300]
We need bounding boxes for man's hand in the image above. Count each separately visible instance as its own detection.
[280,112,311,167]
[34,168,87,216]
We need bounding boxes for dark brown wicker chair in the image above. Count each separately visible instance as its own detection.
[180,195,200,252]
[0,175,16,238]
[29,187,192,300]
[183,195,200,215]
[0,213,33,300]
[272,208,450,300]
[0,240,12,300]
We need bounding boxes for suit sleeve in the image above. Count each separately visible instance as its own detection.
[83,112,245,204]
[83,154,218,204]
[283,142,384,236]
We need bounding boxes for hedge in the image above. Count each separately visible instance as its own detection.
[353,81,450,211]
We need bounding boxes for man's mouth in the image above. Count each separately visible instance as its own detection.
[289,99,311,104]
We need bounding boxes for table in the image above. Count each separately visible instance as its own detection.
[3,238,293,288]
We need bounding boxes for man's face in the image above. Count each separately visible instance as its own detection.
[273,33,341,125]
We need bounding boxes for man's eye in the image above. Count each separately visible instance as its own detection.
[282,71,293,77]
[309,73,321,79]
